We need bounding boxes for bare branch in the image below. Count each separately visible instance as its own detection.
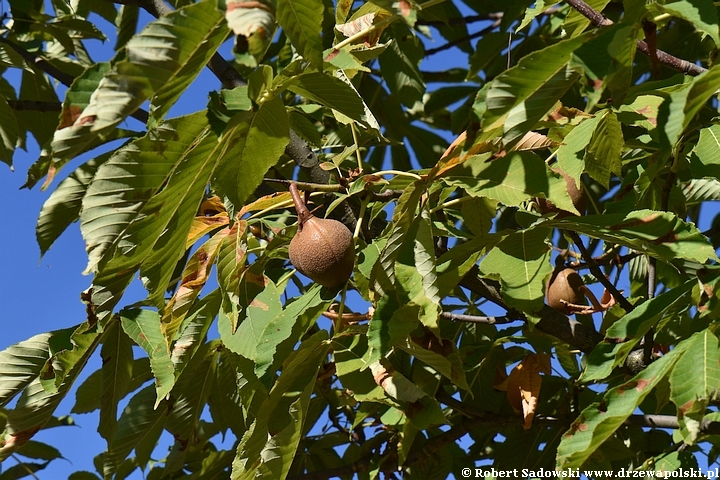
[425,19,501,56]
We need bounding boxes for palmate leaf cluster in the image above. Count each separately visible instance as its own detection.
[3,0,720,478]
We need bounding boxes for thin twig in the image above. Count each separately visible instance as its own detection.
[6,100,62,112]
[440,311,520,324]
[569,232,635,312]
[564,0,707,76]
[425,19,501,56]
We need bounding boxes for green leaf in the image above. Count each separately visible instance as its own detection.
[657,0,720,48]
[550,209,719,265]
[120,310,175,407]
[483,33,588,148]
[212,97,290,210]
[377,22,425,108]
[84,113,218,319]
[103,385,169,477]
[0,332,52,407]
[276,0,324,69]
[49,1,227,177]
[370,180,425,295]
[670,330,720,417]
[441,152,580,214]
[584,109,623,188]
[0,94,18,167]
[165,342,219,443]
[0,328,100,461]
[286,73,365,122]
[394,209,441,333]
[557,340,689,469]
[367,294,420,364]
[57,62,111,131]
[691,124,720,178]
[223,282,327,378]
[480,227,552,314]
[231,331,330,479]
[15,440,62,461]
[556,115,599,186]
[583,281,694,382]
[659,65,720,150]
[72,358,151,414]
[170,290,221,379]
[98,320,134,443]
[36,154,110,256]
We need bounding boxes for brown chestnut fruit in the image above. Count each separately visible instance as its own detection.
[546,268,587,314]
[287,183,354,288]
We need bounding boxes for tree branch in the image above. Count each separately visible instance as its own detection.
[459,268,605,353]
[564,0,707,76]
[425,19,501,56]
[569,231,635,312]
[5,100,62,112]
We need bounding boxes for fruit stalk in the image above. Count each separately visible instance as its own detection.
[289,181,312,227]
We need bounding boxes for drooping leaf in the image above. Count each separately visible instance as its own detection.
[557,339,689,469]
[98,320,134,443]
[161,233,225,344]
[377,22,425,108]
[48,1,227,180]
[231,331,330,480]
[36,153,110,256]
[0,327,100,461]
[0,333,52,407]
[483,33,588,148]
[370,180,425,295]
[120,309,175,407]
[583,281,694,382]
[85,113,218,319]
[670,330,720,425]
[276,0,324,69]
[103,385,170,477]
[659,65,720,150]
[366,294,420,364]
[0,94,18,167]
[170,290,222,380]
[655,0,720,48]
[165,341,219,445]
[584,109,623,188]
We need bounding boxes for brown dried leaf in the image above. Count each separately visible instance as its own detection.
[512,131,558,151]
[504,353,551,429]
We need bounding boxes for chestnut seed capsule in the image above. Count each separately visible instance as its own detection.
[546,268,586,314]
[287,183,354,288]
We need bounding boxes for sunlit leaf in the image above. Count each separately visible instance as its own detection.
[120,310,175,407]
[480,227,552,314]
[277,0,324,69]
[550,210,718,264]
[231,331,330,479]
